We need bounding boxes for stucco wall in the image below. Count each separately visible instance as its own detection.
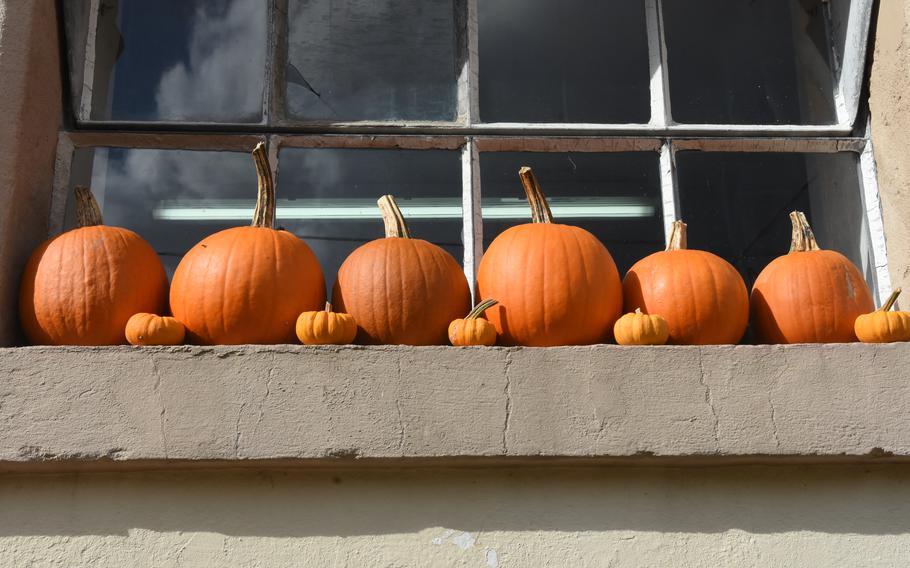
[2,466,910,567]
[870,1,910,292]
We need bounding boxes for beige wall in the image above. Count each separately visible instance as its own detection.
[871,1,910,293]
[1,466,910,567]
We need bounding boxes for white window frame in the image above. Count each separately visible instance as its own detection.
[55,0,891,305]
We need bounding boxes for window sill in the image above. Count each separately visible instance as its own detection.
[0,343,907,472]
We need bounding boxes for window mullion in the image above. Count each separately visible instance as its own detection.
[645,0,672,128]
[834,0,875,128]
[659,140,680,246]
[268,0,290,126]
[461,138,482,301]
[859,140,893,307]
[456,0,479,125]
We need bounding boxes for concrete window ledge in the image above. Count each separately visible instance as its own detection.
[0,343,908,472]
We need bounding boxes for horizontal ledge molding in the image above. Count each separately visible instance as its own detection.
[1,344,907,472]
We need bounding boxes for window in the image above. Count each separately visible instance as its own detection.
[58,0,891,309]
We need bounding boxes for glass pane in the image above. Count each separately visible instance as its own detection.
[275,148,463,291]
[286,0,457,121]
[676,152,869,289]
[63,0,266,122]
[66,148,464,294]
[479,153,664,275]
[662,0,837,124]
[479,0,651,124]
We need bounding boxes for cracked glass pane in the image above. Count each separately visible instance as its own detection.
[479,0,651,124]
[676,152,869,288]
[286,0,457,121]
[662,0,837,124]
[63,0,266,122]
[479,152,664,275]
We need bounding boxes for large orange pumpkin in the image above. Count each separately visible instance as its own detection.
[623,220,748,345]
[332,195,470,345]
[19,186,168,345]
[751,211,873,344]
[169,142,325,344]
[476,167,623,346]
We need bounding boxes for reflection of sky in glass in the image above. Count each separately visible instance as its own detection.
[677,152,865,288]
[479,0,650,123]
[69,0,266,122]
[286,0,457,121]
[68,148,463,292]
[663,0,836,124]
[480,153,664,275]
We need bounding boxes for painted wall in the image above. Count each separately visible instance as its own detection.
[1,466,910,567]
[871,0,910,294]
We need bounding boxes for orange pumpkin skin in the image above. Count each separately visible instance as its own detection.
[125,313,185,346]
[171,227,325,345]
[477,223,622,346]
[333,237,470,345]
[623,222,748,345]
[751,212,873,344]
[20,225,167,346]
[296,305,357,345]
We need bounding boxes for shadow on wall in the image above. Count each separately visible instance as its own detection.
[0,465,909,537]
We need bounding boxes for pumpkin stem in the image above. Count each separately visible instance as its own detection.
[325,302,333,312]
[466,299,498,320]
[788,211,820,253]
[881,288,902,312]
[74,186,103,227]
[518,167,554,224]
[634,308,643,314]
[666,220,688,251]
[251,141,276,228]
[377,195,411,238]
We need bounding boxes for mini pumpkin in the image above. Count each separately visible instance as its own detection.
[623,220,749,345]
[751,211,873,344]
[296,302,357,345]
[476,167,623,346]
[449,299,499,346]
[125,313,186,346]
[19,186,168,345]
[614,308,670,346]
[169,142,325,344]
[854,288,910,343]
[332,195,471,345]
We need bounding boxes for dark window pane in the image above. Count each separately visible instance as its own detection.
[63,0,266,122]
[67,148,463,293]
[276,148,463,290]
[479,0,650,124]
[662,0,837,124]
[286,0,457,121]
[676,152,869,289]
[480,153,664,275]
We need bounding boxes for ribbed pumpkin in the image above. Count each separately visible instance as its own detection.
[854,288,910,343]
[332,195,470,345]
[476,167,623,346]
[19,186,167,345]
[751,211,873,344]
[125,313,186,346]
[449,299,499,346]
[296,302,357,345]
[623,220,749,345]
[169,142,325,344]
[613,308,669,346]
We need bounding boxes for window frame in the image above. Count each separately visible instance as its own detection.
[55,0,891,305]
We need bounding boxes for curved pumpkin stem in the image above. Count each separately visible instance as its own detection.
[251,141,276,229]
[788,211,820,253]
[518,167,554,224]
[377,195,411,238]
[666,220,688,251]
[74,186,103,227]
[881,288,902,312]
[465,299,498,320]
